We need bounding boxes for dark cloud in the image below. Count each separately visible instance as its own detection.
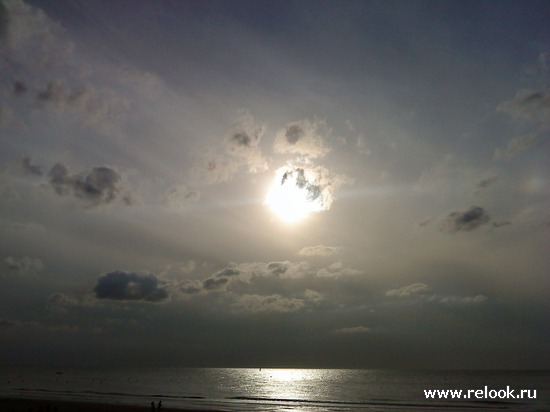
[13,81,27,95]
[33,79,129,132]
[266,262,288,276]
[201,267,240,290]
[191,114,267,184]
[475,176,498,190]
[20,157,43,176]
[441,206,490,233]
[179,282,202,295]
[179,267,241,295]
[202,276,229,290]
[36,80,70,106]
[492,221,511,228]
[230,131,253,147]
[224,114,268,173]
[48,162,123,205]
[274,166,335,210]
[273,119,330,158]
[214,267,240,277]
[94,271,168,302]
[285,124,304,144]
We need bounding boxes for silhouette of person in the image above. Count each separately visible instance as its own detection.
[151,401,155,411]
[158,400,162,410]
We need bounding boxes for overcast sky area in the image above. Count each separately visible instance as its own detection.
[1,0,549,369]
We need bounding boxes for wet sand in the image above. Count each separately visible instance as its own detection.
[0,398,220,412]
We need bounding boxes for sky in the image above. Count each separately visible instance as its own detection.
[0,0,549,369]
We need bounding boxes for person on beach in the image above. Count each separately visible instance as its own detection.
[158,400,162,410]
[151,401,155,411]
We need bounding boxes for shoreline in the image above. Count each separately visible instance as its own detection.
[0,397,223,412]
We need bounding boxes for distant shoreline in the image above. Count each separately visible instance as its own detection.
[0,397,220,412]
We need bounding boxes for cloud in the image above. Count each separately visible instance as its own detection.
[475,176,498,191]
[1,0,71,68]
[1,2,129,136]
[332,326,371,334]
[179,280,202,295]
[3,256,43,274]
[386,283,488,306]
[233,293,306,313]
[190,151,241,185]
[316,261,362,278]
[297,245,342,256]
[269,164,352,215]
[266,262,288,276]
[48,162,127,206]
[492,221,511,228]
[13,80,27,95]
[162,184,199,208]
[498,90,550,120]
[179,266,242,294]
[47,293,79,306]
[417,154,469,192]
[19,157,43,176]
[273,118,331,158]
[441,206,490,233]
[94,271,169,302]
[433,295,488,306]
[35,80,129,128]
[190,113,268,184]
[386,283,430,298]
[47,293,80,314]
[493,134,540,160]
[225,112,269,173]
[202,276,229,290]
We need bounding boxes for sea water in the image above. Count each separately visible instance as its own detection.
[0,368,548,411]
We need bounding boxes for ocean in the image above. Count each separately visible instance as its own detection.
[0,368,548,411]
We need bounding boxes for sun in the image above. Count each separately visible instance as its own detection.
[265,166,323,223]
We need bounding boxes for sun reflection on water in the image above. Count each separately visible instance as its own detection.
[267,368,313,382]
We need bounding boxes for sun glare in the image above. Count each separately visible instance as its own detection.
[265,167,322,223]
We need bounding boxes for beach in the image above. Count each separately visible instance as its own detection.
[1,368,548,411]
[0,398,213,412]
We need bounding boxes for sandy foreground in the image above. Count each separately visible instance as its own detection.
[0,398,223,412]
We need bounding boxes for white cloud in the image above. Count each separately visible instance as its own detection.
[386,283,430,298]
[494,134,540,160]
[233,293,305,313]
[225,111,269,173]
[297,245,342,256]
[189,113,269,185]
[386,283,488,306]
[3,256,43,274]
[498,90,550,120]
